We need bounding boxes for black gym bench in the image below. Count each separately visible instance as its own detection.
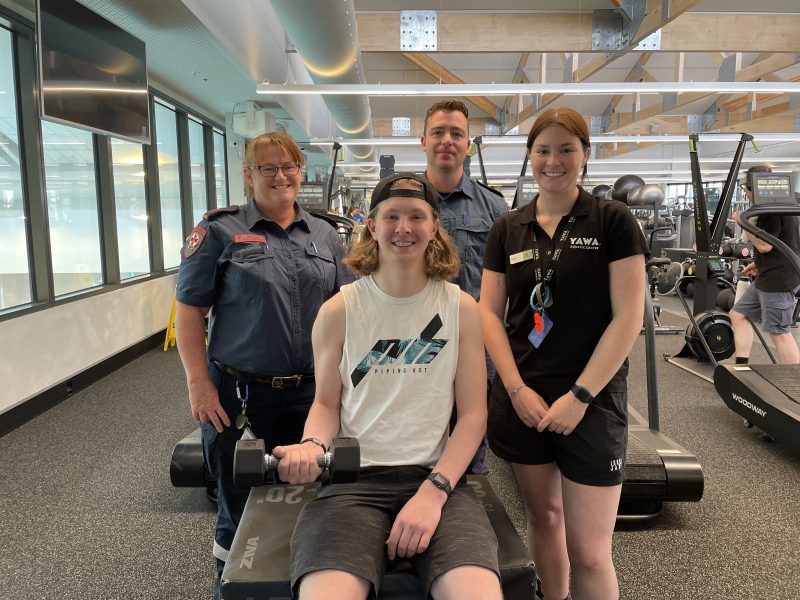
[220,474,534,600]
[170,429,535,600]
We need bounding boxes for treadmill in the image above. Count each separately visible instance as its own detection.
[619,284,704,519]
[713,173,800,445]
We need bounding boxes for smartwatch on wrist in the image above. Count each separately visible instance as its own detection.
[426,472,453,496]
[571,384,594,404]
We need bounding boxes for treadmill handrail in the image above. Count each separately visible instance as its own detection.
[737,205,800,281]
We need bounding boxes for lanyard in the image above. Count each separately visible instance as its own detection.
[530,206,576,288]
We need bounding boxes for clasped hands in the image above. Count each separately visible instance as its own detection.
[509,385,588,435]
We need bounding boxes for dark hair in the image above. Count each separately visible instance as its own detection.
[526,108,591,181]
[745,165,772,190]
[423,99,469,134]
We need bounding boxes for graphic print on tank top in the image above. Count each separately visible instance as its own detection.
[350,314,448,387]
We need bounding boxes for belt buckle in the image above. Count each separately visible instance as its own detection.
[271,375,301,389]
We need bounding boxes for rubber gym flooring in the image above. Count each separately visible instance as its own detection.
[0,300,798,599]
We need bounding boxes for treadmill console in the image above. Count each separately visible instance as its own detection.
[751,173,796,206]
[298,182,328,212]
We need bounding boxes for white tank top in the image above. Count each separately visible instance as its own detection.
[338,275,460,467]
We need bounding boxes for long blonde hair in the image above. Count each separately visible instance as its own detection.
[344,179,460,280]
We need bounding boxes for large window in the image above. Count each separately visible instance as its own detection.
[42,121,103,296]
[213,129,227,208]
[0,27,31,310]
[188,117,207,224]
[111,140,150,279]
[154,102,182,269]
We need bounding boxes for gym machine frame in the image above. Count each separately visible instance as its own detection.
[713,204,800,445]
[665,133,765,382]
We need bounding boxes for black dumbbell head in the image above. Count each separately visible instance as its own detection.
[328,437,360,484]
[233,438,267,488]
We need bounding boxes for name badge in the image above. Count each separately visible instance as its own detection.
[509,249,534,265]
[234,234,267,244]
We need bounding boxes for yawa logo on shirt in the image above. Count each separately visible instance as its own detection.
[569,236,601,250]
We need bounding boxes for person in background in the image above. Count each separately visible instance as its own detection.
[174,131,352,599]
[730,165,800,365]
[479,107,647,600]
[274,172,502,600]
[348,205,365,224]
[421,98,508,475]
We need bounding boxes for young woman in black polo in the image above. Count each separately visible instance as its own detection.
[479,108,648,600]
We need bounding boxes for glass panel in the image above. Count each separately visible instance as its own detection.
[0,28,32,309]
[188,118,207,224]
[111,140,150,279]
[42,121,103,296]
[154,103,182,269]
[213,130,227,207]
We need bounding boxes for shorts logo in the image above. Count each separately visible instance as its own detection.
[350,314,447,387]
[569,236,600,250]
[609,458,623,472]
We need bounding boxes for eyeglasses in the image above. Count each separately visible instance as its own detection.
[251,163,301,177]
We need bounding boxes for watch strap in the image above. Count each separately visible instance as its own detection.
[426,471,453,495]
[571,384,594,404]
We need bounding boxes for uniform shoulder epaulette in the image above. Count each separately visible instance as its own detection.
[307,210,344,230]
[476,180,504,198]
[203,205,240,221]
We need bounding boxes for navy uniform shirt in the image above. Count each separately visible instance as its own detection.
[176,199,354,376]
[483,187,648,398]
[435,173,507,299]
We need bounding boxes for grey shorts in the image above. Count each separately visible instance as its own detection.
[732,283,800,334]
[289,466,500,599]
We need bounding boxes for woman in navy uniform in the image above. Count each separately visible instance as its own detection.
[479,108,648,600]
[175,131,352,598]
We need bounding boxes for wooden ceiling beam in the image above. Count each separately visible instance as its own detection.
[400,52,499,119]
[354,5,800,53]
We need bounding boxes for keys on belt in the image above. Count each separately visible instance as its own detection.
[214,361,314,388]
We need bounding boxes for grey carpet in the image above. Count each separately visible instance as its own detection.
[0,304,798,599]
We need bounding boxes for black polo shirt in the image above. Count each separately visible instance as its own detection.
[483,187,648,398]
[753,214,800,292]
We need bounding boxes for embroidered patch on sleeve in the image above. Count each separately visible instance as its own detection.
[182,226,207,259]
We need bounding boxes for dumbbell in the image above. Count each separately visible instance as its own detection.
[233,433,360,488]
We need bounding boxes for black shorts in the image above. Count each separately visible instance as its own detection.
[488,381,628,486]
[289,466,500,598]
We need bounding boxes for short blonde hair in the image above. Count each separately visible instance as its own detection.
[242,131,305,197]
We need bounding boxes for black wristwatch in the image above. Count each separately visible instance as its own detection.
[571,384,594,404]
[426,472,453,496]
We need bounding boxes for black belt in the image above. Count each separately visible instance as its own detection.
[213,361,314,389]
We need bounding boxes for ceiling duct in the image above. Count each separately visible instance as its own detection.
[270,0,374,164]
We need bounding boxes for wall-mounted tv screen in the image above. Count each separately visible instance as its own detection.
[36,0,151,144]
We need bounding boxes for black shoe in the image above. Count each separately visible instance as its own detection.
[206,484,218,505]
[759,432,776,443]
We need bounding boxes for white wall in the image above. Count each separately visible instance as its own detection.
[0,274,177,415]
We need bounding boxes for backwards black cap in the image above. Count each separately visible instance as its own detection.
[370,172,439,212]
